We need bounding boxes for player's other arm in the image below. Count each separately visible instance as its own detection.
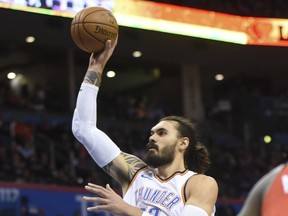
[182,174,218,216]
[72,40,146,188]
[103,152,147,191]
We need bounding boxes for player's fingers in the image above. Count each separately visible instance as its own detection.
[112,34,118,47]
[87,183,108,192]
[105,184,115,193]
[85,184,108,197]
[87,205,109,212]
[83,196,107,204]
[85,185,104,194]
[104,40,112,50]
[89,52,96,63]
[89,52,94,59]
[95,40,112,62]
[87,182,101,188]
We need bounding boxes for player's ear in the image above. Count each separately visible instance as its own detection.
[179,137,189,150]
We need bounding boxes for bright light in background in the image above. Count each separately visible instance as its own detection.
[106,70,116,78]
[10,74,25,94]
[26,36,35,43]
[215,73,224,81]
[7,72,16,80]
[264,135,272,144]
[132,51,142,58]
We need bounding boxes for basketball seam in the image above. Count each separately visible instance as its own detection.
[82,24,105,46]
[78,9,92,52]
[71,22,118,31]
[74,9,118,30]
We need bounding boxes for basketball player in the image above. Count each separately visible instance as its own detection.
[71,39,218,216]
[238,162,288,216]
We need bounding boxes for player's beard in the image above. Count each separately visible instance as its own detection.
[145,142,176,168]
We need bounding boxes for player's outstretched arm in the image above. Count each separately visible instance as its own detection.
[182,174,218,216]
[72,40,146,189]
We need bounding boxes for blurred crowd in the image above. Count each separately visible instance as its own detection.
[1,77,288,216]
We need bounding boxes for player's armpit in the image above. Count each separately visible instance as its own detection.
[103,152,147,188]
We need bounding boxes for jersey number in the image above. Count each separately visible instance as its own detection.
[141,207,160,216]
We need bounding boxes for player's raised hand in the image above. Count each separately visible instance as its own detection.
[88,37,118,74]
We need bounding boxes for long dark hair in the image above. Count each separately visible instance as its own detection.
[160,116,211,174]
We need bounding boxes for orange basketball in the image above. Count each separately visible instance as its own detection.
[71,6,118,53]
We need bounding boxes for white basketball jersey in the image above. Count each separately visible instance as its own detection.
[123,167,205,216]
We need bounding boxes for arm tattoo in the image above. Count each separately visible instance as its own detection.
[103,161,113,174]
[103,152,146,180]
[84,70,102,86]
[121,152,147,179]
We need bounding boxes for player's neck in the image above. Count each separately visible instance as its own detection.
[156,161,186,179]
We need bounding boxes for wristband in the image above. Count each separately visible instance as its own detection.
[182,205,208,216]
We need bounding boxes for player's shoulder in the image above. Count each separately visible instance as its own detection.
[188,173,217,184]
[186,173,218,193]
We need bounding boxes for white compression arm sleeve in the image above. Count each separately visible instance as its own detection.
[72,83,121,168]
[182,205,209,216]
